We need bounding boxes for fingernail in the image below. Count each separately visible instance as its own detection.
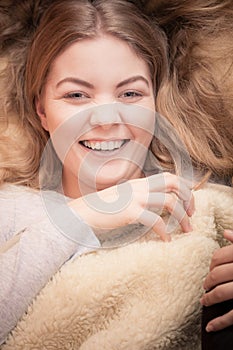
[200,297,208,306]
[202,281,208,291]
[225,229,233,235]
[206,324,214,332]
[189,206,195,216]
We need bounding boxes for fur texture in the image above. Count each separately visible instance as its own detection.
[1,184,233,350]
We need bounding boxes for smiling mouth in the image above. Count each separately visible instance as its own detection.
[79,139,129,151]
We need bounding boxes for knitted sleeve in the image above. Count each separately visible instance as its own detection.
[0,185,99,345]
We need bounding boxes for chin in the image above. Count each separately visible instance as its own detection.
[95,166,141,189]
[75,161,143,194]
[95,177,123,190]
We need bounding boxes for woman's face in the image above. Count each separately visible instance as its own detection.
[36,34,155,197]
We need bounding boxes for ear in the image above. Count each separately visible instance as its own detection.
[35,97,48,131]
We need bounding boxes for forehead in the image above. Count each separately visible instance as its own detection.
[48,34,151,81]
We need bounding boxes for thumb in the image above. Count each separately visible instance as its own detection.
[224,229,233,243]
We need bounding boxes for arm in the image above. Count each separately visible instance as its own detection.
[201,229,233,332]
[0,188,98,345]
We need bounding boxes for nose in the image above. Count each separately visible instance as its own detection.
[90,104,121,128]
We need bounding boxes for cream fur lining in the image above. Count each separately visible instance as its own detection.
[2,184,233,350]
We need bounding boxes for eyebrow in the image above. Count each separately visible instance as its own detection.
[116,76,150,88]
[56,78,94,89]
[56,75,150,89]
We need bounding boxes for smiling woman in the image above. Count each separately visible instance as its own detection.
[0,0,197,344]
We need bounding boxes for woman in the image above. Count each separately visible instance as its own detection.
[0,0,195,344]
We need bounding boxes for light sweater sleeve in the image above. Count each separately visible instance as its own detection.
[0,186,100,345]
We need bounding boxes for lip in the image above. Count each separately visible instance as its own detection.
[79,138,128,142]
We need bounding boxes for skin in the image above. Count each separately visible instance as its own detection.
[36,33,194,241]
[201,229,233,332]
[37,34,155,197]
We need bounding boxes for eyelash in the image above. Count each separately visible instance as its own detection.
[63,90,143,102]
[120,91,143,99]
[63,92,89,100]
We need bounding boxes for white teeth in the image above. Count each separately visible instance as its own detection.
[82,140,125,151]
[95,142,101,150]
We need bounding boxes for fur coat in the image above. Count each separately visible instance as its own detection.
[1,184,233,350]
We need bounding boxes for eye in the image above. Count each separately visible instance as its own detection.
[119,90,143,101]
[63,92,90,100]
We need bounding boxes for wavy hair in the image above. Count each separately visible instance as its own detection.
[144,0,233,184]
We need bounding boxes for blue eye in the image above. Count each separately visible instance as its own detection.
[64,92,89,99]
[121,91,142,99]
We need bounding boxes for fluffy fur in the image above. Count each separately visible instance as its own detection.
[1,184,233,350]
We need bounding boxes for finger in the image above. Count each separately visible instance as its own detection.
[171,176,195,217]
[203,263,233,291]
[206,309,233,332]
[183,191,195,217]
[164,195,192,233]
[148,173,192,196]
[139,210,171,242]
[224,230,233,243]
[200,281,233,306]
[147,173,195,216]
[209,245,233,271]
[169,176,195,217]
[147,193,192,233]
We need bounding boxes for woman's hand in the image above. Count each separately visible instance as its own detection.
[201,229,233,331]
[70,172,194,242]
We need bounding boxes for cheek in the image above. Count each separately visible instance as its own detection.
[129,126,153,148]
[44,105,73,133]
[43,87,79,128]
[119,103,155,137]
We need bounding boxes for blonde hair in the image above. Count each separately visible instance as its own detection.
[146,0,233,183]
[0,0,168,188]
